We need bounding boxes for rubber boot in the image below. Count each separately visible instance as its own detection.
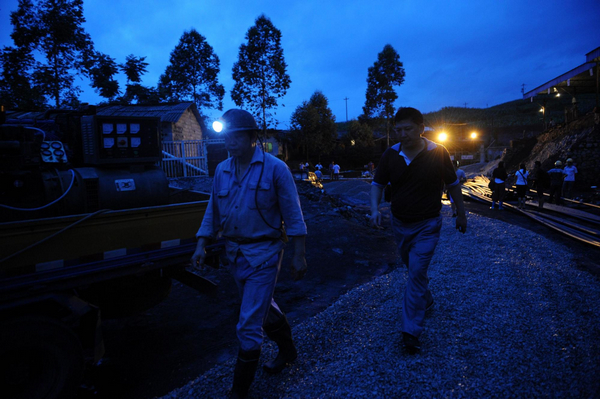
[498,201,504,210]
[231,348,260,399]
[263,314,297,374]
[490,201,496,210]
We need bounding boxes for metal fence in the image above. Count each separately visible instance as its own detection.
[160,140,226,178]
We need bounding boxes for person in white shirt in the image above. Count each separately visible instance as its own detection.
[562,158,578,199]
[333,163,341,180]
[514,163,529,209]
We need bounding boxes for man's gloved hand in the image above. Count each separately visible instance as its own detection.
[455,214,467,234]
[190,238,207,271]
[290,255,307,281]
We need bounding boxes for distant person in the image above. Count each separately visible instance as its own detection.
[333,163,341,180]
[370,107,467,353]
[491,161,508,210]
[367,161,375,174]
[547,160,565,205]
[315,169,322,181]
[315,162,323,171]
[449,162,467,217]
[562,158,578,199]
[329,161,335,180]
[514,163,529,210]
[530,161,549,209]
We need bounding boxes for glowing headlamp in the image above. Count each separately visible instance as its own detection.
[212,120,224,133]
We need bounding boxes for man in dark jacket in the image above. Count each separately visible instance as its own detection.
[530,161,550,209]
[547,160,565,205]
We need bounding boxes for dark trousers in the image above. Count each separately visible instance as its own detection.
[549,184,562,205]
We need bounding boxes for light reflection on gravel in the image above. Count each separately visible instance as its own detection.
[161,203,600,399]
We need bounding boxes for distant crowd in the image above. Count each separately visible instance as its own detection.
[297,160,376,181]
[488,158,578,209]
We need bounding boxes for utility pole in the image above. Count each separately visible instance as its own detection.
[521,83,526,95]
[344,97,349,122]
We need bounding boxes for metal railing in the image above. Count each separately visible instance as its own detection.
[159,140,215,178]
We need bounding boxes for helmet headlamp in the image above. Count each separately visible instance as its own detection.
[212,120,224,133]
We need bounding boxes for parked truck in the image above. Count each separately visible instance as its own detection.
[0,106,216,399]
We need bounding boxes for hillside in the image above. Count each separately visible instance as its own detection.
[337,93,597,142]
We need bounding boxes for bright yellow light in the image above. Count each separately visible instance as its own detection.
[438,132,448,142]
[556,93,561,97]
[470,132,477,139]
[539,107,544,113]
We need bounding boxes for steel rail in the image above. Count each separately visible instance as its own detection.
[462,177,600,249]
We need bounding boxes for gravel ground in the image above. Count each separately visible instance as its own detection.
[159,205,600,399]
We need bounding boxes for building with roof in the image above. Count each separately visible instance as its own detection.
[97,102,203,142]
[524,47,600,108]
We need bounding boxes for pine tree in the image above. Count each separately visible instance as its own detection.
[231,15,291,135]
[363,44,405,146]
[158,29,224,112]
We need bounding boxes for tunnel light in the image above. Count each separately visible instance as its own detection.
[470,132,477,139]
[438,132,448,142]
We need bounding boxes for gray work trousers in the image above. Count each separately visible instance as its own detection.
[231,250,284,352]
[392,215,442,338]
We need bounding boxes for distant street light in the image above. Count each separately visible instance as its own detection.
[470,131,477,139]
[438,132,448,142]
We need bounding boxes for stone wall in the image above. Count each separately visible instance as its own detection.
[172,108,203,141]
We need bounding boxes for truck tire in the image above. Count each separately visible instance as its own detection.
[0,315,84,399]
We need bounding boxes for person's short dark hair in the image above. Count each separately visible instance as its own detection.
[498,161,505,168]
[520,163,526,170]
[394,107,423,125]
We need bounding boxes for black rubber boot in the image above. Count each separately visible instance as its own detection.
[231,348,260,399]
[263,312,297,374]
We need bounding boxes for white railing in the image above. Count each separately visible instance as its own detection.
[160,140,213,178]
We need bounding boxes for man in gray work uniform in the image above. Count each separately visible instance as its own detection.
[191,109,307,399]
[370,107,467,353]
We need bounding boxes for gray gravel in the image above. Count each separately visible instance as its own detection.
[160,204,600,399]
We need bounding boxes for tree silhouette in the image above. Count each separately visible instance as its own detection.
[363,44,405,146]
[290,91,336,161]
[158,29,224,112]
[231,15,291,136]
[8,0,95,107]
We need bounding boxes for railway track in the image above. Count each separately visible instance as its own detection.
[462,176,600,249]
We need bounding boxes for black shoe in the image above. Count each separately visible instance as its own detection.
[402,332,421,354]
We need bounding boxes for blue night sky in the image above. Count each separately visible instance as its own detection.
[1,0,599,127]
